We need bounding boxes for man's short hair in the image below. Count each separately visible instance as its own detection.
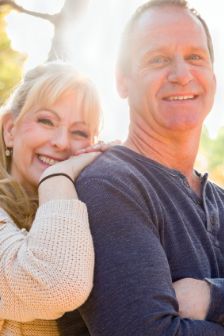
[117,0,214,73]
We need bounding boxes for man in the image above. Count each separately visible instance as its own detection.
[59,0,224,335]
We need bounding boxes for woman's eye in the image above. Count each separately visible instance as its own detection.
[72,130,89,138]
[37,118,54,126]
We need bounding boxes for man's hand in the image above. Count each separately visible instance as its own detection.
[173,278,211,320]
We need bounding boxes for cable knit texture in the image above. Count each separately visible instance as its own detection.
[0,199,94,335]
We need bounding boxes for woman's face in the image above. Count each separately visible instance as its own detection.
[4,90,96,190]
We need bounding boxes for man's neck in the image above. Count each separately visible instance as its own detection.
[124,126,202,196]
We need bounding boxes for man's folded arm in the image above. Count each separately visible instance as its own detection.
[77,176,224,336]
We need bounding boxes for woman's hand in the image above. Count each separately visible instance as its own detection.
[40,151,101,183]
[75,140,121,155]
[38,152,100,203]
[41,138,121,182]
[38,140,121,203]
[41,139,121,181]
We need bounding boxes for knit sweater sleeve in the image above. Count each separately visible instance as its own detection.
[0,199,94,322]
[77,176,224,336]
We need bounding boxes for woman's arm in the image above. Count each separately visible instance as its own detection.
[0,152,99,322]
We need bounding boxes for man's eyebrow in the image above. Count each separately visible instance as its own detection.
[188,47,209,54]
[141,47,170,56]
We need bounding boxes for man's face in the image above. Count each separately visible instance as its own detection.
[119,6,216,134]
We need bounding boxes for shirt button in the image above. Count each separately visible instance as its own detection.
[210,215,218,226]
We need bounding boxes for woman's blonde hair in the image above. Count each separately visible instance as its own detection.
[0,61,102,229]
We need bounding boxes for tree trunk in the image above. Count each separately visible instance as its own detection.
[48,0,89,61]
[0,0,90,61]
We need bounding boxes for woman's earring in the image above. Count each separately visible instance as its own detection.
[5,148,11,157]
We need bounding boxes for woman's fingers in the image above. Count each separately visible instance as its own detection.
[75,140,121,155]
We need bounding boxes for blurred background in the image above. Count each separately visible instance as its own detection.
[0,0,224,185]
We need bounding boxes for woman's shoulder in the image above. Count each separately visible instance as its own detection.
[0,208,16,228]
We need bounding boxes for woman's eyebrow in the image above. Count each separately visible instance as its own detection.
[35,109,88,127]
[35,108,59,118]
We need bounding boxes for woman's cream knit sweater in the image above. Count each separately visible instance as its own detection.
[0,199,94,335]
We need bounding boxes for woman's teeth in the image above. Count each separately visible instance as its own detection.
[38,155,59,166]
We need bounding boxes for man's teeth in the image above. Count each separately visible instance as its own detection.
[167,95,194,101]
[39,155,59,166]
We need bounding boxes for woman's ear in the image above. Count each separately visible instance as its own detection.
[2,113,15,148]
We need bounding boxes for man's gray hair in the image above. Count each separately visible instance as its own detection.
[117,0,214,73]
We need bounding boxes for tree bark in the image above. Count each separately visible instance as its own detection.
[0,0,90,61]
[47,0,89,61]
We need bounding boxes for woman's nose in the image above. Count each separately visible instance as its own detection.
[51,127,70,151]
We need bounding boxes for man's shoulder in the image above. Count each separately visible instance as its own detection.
[207,178,224,198]
[76,146,170,205]
[78,146,139,181]
[76,146,150,203]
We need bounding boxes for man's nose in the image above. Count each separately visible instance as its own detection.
[167,57,193,86]
[51,127,70,151]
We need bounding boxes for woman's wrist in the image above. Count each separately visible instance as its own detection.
[38,173,78,204]
[38,173,74,188]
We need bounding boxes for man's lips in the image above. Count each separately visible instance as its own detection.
[162,94,198,101]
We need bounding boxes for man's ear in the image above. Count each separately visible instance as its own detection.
[116,69,129,99]
[2,113,15,148]
[213,73,217,89]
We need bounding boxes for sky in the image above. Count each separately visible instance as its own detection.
[5,0,224,141]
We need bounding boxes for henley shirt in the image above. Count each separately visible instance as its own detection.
[59,146,224,335]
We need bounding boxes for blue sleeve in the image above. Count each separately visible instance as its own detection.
[205,278,224,324]
[77,176,224,335]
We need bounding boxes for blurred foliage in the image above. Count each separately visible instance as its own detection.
[0,8,25,105]
[196,127,224,187]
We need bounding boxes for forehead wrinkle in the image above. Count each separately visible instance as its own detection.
[130,7,209,60]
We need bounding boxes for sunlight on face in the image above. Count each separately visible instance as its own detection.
[4,0,224,140]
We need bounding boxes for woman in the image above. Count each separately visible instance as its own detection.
[0,61,102,335]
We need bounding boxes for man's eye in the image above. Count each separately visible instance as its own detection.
[188,54,202,60]
[149,56,169,64]
[37,118,54,126]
